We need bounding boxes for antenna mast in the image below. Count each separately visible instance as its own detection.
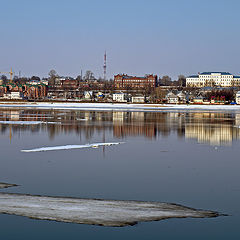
[103,51,107,80]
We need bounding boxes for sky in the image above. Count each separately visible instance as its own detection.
[0,0,240,80]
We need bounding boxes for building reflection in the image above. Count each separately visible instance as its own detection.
[1,109,240,146]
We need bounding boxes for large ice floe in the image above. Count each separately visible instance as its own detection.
[0,192,219,227]
[21,142,124,152]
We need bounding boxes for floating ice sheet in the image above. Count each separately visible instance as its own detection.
[21,142,125,152]
[0,193,219,227]
[0,183,17,189]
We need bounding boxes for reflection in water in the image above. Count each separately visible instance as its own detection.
[1,109,240,146]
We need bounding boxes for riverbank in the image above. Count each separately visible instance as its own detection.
[0,101,240,111]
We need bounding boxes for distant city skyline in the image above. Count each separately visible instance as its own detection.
[1,0,240,80]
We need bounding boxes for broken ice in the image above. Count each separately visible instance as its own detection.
[21,142,125,152]
[0,193,219,227]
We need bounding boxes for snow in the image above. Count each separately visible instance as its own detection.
[21,142,125,152]
[0,102,240,112]
[0,192,219,226]
[0,121,44,125]
[0,121,63,125]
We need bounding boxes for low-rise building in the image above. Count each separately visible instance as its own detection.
[236,91,240,104]
[113,93,128,102]
[177,91,187,103]
[131,96,145,103]
[193,96,204,104]
[166,92,178,104]
[84,91,93,99]
[10,91,24,99]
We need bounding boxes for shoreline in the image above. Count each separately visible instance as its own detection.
[0,101,239,111]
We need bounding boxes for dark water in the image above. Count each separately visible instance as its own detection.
[0,109,240,239]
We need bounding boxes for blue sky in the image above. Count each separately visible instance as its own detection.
[0,0,240,80]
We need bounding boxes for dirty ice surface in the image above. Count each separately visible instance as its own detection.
[0,183,18,189]
[21,142,125,152]
[0,193,219,227]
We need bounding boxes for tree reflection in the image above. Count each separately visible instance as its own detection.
[0,109,240,146]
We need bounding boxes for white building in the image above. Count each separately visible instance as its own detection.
[3,91,23,100]
[166,92,178,104]
[236,91,240,104]
[177,91,187,103]
[131,96,145,103]
[113,93,127,102]
[84,91,93,99]
[186,72,240,87]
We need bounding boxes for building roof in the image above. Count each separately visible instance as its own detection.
[200,72,232,75]
[188,75,198,78]
[177,91,186,97]
[113,92,126,95]
[166,92,177,98]
[115,74,157,79]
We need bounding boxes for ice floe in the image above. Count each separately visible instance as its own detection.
[0,193,219,227]
[0,183,18,189]
[21,142,125,152]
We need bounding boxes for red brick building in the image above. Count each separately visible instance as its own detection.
[114,74,158,89]
[0,83,48,99]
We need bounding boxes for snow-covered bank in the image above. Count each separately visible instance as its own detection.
[0,192,219,227]
[0,121,44,125]
[0,183,18,189]
[0,102,240,112]
[21,142,125,152]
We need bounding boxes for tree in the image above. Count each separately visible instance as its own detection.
[48,69,57,78]
[178,75,186,87]
[0,75,7,84]
[13,75,19,83]
[148,87,168,103]
[84,70,95,81]
[76,75,82,81]
[31,76,40,81]
[48,69,58,86]
[160,76,172,86]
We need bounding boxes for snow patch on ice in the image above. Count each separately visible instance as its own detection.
[0,121,44,125]
[21,142,125,152]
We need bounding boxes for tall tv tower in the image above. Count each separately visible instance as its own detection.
[103,51,107,80]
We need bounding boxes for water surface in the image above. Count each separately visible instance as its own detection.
[0,109,239,239]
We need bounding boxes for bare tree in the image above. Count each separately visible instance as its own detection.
[178,75,186,87]
[48,69,58,86]
[84,70,95,81]
[160,76,172,86]
[48,69,57,78]
[0,75,7,84]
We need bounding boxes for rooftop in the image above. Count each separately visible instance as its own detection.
[200,72,232,75]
